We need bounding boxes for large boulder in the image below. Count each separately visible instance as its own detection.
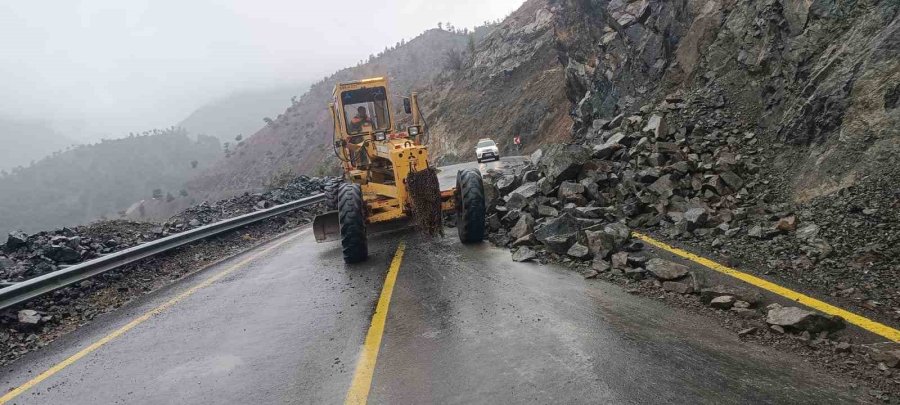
[509,214,535,240]
[512,247,537,262]
[684,208,708,230]
[17,309,42,326]
[5,230,27,250]
[507,182,539,200]
[719,170,744,191]
[645,258,689,280]
[530,149,544,166]
[648,175,676,198]
[766,306,845,333]
[558,181,587,204]
[483,181,501,211]
[642,114,668,139]
[540,144,591,185]
[44,243,80,263]
[534,214,580,253]
[567,242,592,259]
[585,229,619,259]
[603,222,631,245]
[495,174,520,195]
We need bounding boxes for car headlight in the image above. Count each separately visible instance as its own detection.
[373,132,386,141]
[407,126,420,136]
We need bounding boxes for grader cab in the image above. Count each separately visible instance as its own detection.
[313,77,485,263]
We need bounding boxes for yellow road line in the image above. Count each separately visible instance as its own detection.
[345,241,406,405]
[632,232,900,342]
[0,230,307,404]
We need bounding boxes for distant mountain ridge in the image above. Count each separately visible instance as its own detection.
[177,85,309,142]
[0,117,77,172]
[0,128,221,237]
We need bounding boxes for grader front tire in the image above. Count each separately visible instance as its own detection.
[456,169,486,244]
[338,183,368,263]
[324,178,342,211]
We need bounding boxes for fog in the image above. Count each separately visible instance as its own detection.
[0,0,523,142]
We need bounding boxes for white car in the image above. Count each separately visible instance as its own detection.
[475,138,500,163]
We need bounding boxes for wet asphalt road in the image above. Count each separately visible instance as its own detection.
[0,158,867,404]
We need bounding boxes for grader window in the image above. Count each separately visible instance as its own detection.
[342,87,391,134]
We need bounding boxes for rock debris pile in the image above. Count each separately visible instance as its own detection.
[0,175,328,365]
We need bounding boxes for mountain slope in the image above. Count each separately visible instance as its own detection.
[177,85,308,142]
[0,129,221,237]
[424,0,572,163]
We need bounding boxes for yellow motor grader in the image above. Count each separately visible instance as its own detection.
[313,77,485,263]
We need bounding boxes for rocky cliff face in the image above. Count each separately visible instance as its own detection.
[424,0,572,162]
[476,0,900,333]
[561,0,899,201]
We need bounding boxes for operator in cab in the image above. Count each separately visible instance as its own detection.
[350,106,373,132]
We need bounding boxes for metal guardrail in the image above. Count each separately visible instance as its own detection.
[0,193,326,310]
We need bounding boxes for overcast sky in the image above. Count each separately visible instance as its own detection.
[0,0,524,141]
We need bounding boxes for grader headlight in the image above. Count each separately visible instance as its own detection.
[373,132,386,141]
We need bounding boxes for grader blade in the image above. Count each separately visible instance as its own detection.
[407,167,444,237]
[313,211,340,242]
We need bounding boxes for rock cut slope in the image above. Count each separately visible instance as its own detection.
[424,0,574,162]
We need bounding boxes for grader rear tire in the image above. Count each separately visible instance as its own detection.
[338,183,368,263]
[456,169,486,243]
[324,178,342,211]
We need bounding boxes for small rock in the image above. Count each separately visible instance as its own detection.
[776,215,797,232]
[835,342,852,354]
[733,300,751,309]
[710,295,735,309]
[738,327,757,337]
[748,225,763,239]
[17,309,42,325]
[796,223,820,241]
[871,350,900,368]
[583,269,599,279]
[770,325,786,334]
[731,308,759,319]
[537,205,559,217]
